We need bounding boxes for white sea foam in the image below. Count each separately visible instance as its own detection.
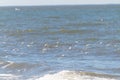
[15,8,20,11]
[0,74,20,80]
[33,70,116,80]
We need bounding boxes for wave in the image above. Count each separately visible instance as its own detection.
[0,74,20,80]
[65,22,106,27]
[29,70,118,80]
[0,60,41,70]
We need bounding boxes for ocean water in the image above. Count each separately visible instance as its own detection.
[0,5,120,80]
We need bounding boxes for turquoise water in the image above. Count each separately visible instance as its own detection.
[0,5,120,80]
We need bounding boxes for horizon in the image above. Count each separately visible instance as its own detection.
[0,0,120,6]
[0,3,120,7]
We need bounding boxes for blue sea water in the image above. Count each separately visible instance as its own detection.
[0,5,120,80]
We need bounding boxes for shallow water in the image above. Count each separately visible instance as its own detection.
[0,5,120,80]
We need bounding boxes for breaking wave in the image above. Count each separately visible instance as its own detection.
[0,74,20,80]
[29,70,117,80]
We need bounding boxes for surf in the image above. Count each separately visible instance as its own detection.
[29,70,118,80]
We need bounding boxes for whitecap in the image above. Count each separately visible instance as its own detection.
[68,46,72,50]
[0,74,20,80]
[75,41,79,43]
[42,48,47,53]
[1,61,14,69]
[33,70,116,80]
[15,8,20,11]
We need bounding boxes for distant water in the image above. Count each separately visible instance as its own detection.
[0,5,120,80]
